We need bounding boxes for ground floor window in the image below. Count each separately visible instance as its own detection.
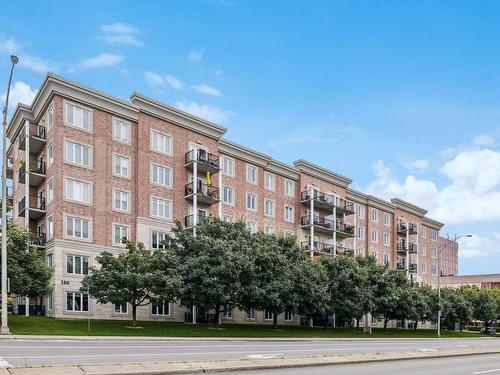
[284,310,293,321]
[223,305,232,318]
[246,307,256,319]
[47,294,53,310]
[66,292,89,312]
[264,310,274,321]
[114,302,128,314]
[152,300,170,316]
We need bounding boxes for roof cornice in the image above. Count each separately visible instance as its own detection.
[131,92,227,140]
[422,216,444,230]
[367,195,395,213]
[293,159,352,188]
[391,198,427,217]
[345,188,368,204]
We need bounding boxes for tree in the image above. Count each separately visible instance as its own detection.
[170,219,255,326]
[412,284,438,330]
[472,287,497,332]
[81,241,181,327]
[2,224,52,299]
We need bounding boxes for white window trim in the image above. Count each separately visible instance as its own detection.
[371,208,378,223]
[150,129,173,156]
[284,179,295,197]
[47,140,54,167]
[112,188,131,213]
[150,162,173,189]
[246,192,258,212]
[46,214,54,240]
[264,172,276,192]
[46,177,54,204]
[264,198,275,218]
[222,185,235,206]
[383,213,390,226]
[222,214,234,223]
[284,311,294,322]
[64,253,91,277]
[150,229,168,249]
[112,117,131,145]
[47,105,54,131]
[150,196,173,221]
[63,138,93,170]
[63,213,93,243]
[65,291,90,313]
[357,204,365,219]
[63,99,93,133]
[371,229,378,243]
[246,164,258,185]
[264,311,274,321]
[112,222,131,247]
[63,176,92,206]
[284,204,295,223]
[383,232,390,247]
[246,220,258,234]
[221,155,235,178]
[113,303,130,315]
[112,152,131,180]
[151,301,171,317]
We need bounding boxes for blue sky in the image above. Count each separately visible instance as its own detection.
[1,0,499,274]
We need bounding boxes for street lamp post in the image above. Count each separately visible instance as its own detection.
[1,55,19,335]
[436,233,472,338]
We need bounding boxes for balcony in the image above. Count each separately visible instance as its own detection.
[185,149,219,175]
[19,123,46,155]
[184,181,219,205]
[300,191,354,215]
[184,213,212,228]
[301,215,335,234]
[397,222,407,234]
[6,158,13,179]
[18,159,46,187]
[30,231,46,247]
[17,194,46,220]
[397,242,418,254]
[335,220,355,239]
[397,221,418,235]
[336,243,355,256]
[397,262,418,273]
[301,241,335,255]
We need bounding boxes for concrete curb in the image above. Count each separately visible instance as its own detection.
[4,347,500,375]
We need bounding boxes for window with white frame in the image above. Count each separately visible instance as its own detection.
[222,214,234,223]
[431,246,437,258]
[47,294,53,310]
[65,216,91,240]
[246,192,257,211]
[246,307,256,319]
[357,204,365,219]
[221,156,235,177]
[113,118,131,144]
[151,300,170,316]
[151,197,171,219]
[371,229,378,243]
[113,224,129,246]
[246,164,258,184]
[284,205,295,222]
[113,189,130,212]
[264,198,275,217]
[383,212,390,226]
[47,141,54,166]
[66,254,89,275]
[356,248,364,256]
[66,292,89,312]
[222,186,234,205]
[431,264,437,275]
[284,229,295,237]
[357,226,365,240]
[284,179,295,197]
[264,310,274,320]
[284,310,294,321]
[383,253,390,265]
[65,102,91,131]
[431,229,437,241]
[223,305,232,318]
[65,140,91,168]
[151,130,172,155]
[151,231,168,249]
[371,208,378,222]
[65,178,91,204]
[114,154,130,178]
[421,263,427,273]
[422,226,427,239]
[47,106,54,129]
[47,215,54,240]
[264,225,275,235]
[264,172,275,191]
[151,163,172,187]
[114,303,128,314]
[422,244,427,256]
[371,250,378,258]
[246,220,257,234]
[383,232,390,246]
[47,179,54,203]
[47,253,53,268]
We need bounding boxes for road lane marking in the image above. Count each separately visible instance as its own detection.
[0,357,12,368]
[472,370,500,374]
[247,354,284,359]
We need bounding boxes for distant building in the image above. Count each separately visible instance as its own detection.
[441,274,500,289]
[439,236,459,276]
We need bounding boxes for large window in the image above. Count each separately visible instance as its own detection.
[246,192,257,211]
[151,130,172,155]
[113,189,130,212]
[151,163,172,187]
[151,231,168,249]
[284,179,295,197]
[221,156,235,177]
[113,118,131,144]
[65,178,91,204]
[371,229,378,243]
[65,140,91,168]
[264,225,275,235]
[65,216,91,240]
[246,164,258,184]
[47,141,54,166]
[47,178,54,203]
[47,215,54,240]
[66,254,89,275]
[222,186,234,205]
[246,220,257,234]
[65,103,91,131]
[114,303,128,314]
[113,154,130,178]
[151,300,170,316]
[284,310,294,321]
[357,204,365,219]
[47,106,54,129]
[151,197,171,220]
[246,307,256,319]
[357,226,365,240]
[371,208,378,222]
[113,224,129,246]
[383,212,390,226]
[264,198,275,217]
[431,229,438,241]
[383,233,390,246]
[66,292,89,312]
[264,172,275,191]
[284,205,295,222]
[264,310,274,321]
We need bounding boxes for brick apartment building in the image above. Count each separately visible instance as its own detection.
[5,74,457,324]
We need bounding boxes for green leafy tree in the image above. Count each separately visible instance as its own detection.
[472,287,497,332]
[81,241,181,327]
[295,257,329,323]
[412,284,438,330]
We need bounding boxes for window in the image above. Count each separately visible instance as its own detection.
[151,231,168,249]
[357,204,365,219]
[152,300,170,316]
[65,102,91,131]
[151,163,172,187]
[264,311,274,321]
[383,212,390,226]
[47,106,54,130]
[113,118,131,144]
[246,307,256,319]
[264,198,275,217]
[66,254,89,275]
[47,215,54,240]
[421,244,427,256]
[151,197,171,220]
[264,172,275,191]
[221,156,235,177]
[284,205,295,222]
[223,305,232,318]
[284,311,294,321]
[46,253,53,268]
[431,247,437,258]
[114,154,130,178]
[371,229,378,243]
[357,226,365,240]
[47,142,54,166]
[246,164,258,184]
[65,140,91,168]
[222,186,234,205]
[371,208,378,222]
[66,292,89,312]
[284,179,295,197]
[284,229,295,237]
[383,233,390,246]
[422,226,427,239]
[113,224,129,246]
[47,179,54,203]
[246,192,257,211]
[113,189,130,212]
[65,178,91,204]
[65,216,91,240]
[264,225,275,235]
[431,229,438,241]
[431,264,437,275]
[246,220,258,234]
[383,253,390,265]
[151,130,172,155]
[114,303,128,314]
[47,294,53,310]
[356,248,364,256]
[371,250,378,258]
[222,214,234,223]
[421,263,427,273]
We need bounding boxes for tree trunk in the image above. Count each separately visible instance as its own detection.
[356,318,360,329]
[414,320,418,331]
[132,305,137,327]
[383,318,389,331]
[216,305,222,327]
[273,313,278,329]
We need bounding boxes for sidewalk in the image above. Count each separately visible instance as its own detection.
[3,346,500,375]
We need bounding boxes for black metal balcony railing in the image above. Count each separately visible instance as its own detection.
[336,244,354,256]
[18,194,46,217]
[300,191,354,214]
[31,123,46,140]
[184,181,220,202]
[408,222,418,234]
[184,214,211,228]
[397,222,407,233]
[301,215,335,230]
[6,186,13,200]
[19,160,46,182]
[17,196,26,214]
[30,232,46,247]
[336,220,355,236]
[300,241,334,254]
[184,149,219,171]
[397,262,418,272]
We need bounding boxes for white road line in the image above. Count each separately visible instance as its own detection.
[472,370,500,374]
[247,354,284,359]
[0,357,12,368]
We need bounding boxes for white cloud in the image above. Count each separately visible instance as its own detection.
[0,39,18,53]
[103,35,143,47]
[192,83,221,96]
[175,101,232,124]
[144,72,183,90]
[473,134,494,146]
[101,22,138,34]
[457,233,500,258]
[165,75,183,90]
[215,69,223,76]
[80,53,124,68]
[403,159,430,173]
[1,81,37,109]
[101,22,143,47]
[19,55,54,73]
[188,49,204,61]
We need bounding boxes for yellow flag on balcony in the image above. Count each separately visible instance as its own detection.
[206,171,211,187]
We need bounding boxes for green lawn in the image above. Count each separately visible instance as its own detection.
[6,315,483,338]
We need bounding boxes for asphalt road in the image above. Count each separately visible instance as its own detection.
[0,338,498,368]
[218,353,500,375]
